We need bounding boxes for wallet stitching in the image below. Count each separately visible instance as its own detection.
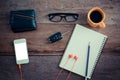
[15,14,34,20]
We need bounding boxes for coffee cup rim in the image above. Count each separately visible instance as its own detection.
[87,7,105,24]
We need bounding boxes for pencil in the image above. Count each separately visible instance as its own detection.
[85,42,90,80]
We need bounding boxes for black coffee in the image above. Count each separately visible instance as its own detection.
[90,11,102,23]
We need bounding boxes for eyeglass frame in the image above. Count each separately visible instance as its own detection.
[48,13,79,22]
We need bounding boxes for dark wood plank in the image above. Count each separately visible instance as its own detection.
[0,0,120,24]
[0,24,120,55]
[0,24,73,55]
[0,54,120,80]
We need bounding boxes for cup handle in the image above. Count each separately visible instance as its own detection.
[99,22,106,28]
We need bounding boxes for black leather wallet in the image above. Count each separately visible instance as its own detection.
[10,10,37,32]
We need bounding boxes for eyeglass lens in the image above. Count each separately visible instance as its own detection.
[65,15,78,22]
[49,15,62,22]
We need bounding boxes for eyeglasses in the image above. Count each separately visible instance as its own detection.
[48,13,79,22]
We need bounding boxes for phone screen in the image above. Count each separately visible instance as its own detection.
[14,39,29,64]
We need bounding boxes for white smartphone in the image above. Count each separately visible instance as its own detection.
[13,38,29,64]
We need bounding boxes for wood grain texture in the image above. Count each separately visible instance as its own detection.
[0,0,120,55]
[0,54,120,80]
[0,0,120,80]
[0,24,120,55]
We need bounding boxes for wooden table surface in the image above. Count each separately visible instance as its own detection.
[0,0,120,80]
